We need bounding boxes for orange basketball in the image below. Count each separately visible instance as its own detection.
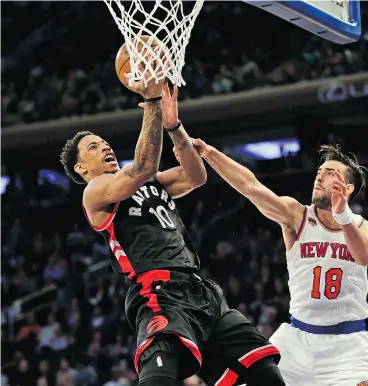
[115,36,160,86]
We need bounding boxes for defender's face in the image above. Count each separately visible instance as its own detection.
[312,160,348,209]
[75,135,119,180]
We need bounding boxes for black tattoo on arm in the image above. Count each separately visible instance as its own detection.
[168,127,193,152]
[124,101,163,179]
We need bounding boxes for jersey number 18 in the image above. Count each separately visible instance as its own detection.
[311,266,343,300]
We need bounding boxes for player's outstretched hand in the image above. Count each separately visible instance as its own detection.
[124,48,166,99]
[162,83,179,129]
[192,138,212,157]
[331,169,348,214]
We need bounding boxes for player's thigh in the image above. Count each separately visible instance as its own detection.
[135,310,203,381]
[199,309,281,386]
[316,331,368,386]
[138,334,180,383]
[129,275,208,380]
[138,333,199,384]
[270,323,315,386]
[330,378,368,386]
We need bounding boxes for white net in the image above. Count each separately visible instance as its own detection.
[104,0,204,87]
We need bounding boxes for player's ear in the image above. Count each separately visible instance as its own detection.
[74,162,87,178]
[346,183,354,198]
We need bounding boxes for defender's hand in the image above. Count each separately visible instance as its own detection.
[331,169,348,214]
[162,83,179,128]
[192,138,212,157]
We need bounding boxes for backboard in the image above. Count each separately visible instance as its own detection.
[243,0,361,44]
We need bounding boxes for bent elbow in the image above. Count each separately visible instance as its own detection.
[197,173,208,186]
[147,165,159,178]
[191,172,207,188]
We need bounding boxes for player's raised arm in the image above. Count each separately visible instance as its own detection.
[331,169,368,265]
[341,221,368,266]
[84,103,163,209]
[83,66,166,210]
[193,138,304,229]
[155,84,207,198]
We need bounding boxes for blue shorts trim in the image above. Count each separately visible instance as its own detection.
[290,316,366,335]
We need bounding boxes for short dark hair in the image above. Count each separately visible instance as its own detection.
[60,131,94,184]
[319,144,367,200]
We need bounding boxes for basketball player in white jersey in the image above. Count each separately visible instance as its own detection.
[190,140,368,386]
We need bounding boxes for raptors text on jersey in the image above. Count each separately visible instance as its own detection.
[83,178,200,278]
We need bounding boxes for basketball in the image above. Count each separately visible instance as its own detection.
[115,36,160,86]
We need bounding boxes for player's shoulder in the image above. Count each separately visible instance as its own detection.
[280,196,305,213]
[83,174,115,207]
[84,174,112,192]
[279,196,306,231]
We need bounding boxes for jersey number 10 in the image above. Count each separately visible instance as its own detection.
[149,205,176,229]
[311,266,343,300]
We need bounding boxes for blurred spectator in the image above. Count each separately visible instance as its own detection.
[56,358,77,386]
[37,359,55,386]
[17,314,41,342]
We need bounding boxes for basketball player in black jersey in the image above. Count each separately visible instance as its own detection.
[60,68,284,386]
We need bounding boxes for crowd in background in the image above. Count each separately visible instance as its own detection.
[2,1,368,127]
[2,142,367,386]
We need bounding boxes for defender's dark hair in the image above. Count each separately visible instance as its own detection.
[60,131,94,184]
[319,144,367,200]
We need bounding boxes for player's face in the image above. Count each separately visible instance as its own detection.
[312,160,348,209]
[75,135,119,180]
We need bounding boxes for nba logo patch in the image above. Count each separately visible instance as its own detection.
[308,217,317,227]
[156,355,163,367]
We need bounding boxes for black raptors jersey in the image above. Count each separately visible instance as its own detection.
[85,178,200,279]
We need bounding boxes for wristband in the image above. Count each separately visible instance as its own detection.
[164,120,181,132]
[332,204,353,225]
[143,96,162,102]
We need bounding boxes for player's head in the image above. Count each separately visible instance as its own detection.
[312,144,367,209]
[60,131,119,184]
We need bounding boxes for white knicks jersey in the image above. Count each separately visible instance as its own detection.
[286,204,368,326]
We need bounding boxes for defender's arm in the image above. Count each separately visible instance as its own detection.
[195,140,304,228]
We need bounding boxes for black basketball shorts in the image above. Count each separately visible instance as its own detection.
[125,270,280,385]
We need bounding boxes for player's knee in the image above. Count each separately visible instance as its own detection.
[245,357,286,386]
[262,365,286,386]
[139,376,180,386]
[138,335,180,384]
